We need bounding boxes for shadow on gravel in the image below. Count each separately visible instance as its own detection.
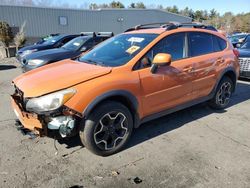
[0,65,16,71]
[59,81,250,150]
[58,134,83,148]
[127,81,250,150]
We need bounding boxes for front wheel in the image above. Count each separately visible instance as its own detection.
[209,76,234,109]
[80,101,133,156]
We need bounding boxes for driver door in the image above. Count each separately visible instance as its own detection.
[136,32,194,117]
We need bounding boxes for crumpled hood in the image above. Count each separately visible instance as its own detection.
[13,59,112,97]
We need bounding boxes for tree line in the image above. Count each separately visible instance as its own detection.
[88,2,250,33]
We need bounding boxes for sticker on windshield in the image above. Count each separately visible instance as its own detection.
[73,42,80,46]
[128,37,145,43]
[126,45,140,54]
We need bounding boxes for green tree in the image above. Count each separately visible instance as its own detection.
[129,3,135,8]
[209,9,217,19]
[110,1,125,8]
[135,2,146,9]
[89,3,98,9]
[166,5,179,14]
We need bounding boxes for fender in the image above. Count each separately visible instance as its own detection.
[211,66,237,96]
[82,90,140,127]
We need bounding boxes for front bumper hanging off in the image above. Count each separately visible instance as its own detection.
[11,93,79,138]
[11,95,46,136]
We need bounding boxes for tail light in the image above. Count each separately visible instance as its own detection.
[233,48,239,57]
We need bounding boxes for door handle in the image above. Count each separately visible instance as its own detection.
[217,58,225,64]
[183,67,193,72]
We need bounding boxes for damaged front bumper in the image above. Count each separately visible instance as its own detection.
[11,93,80,139]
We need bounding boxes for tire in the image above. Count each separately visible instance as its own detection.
[209,76,234,109]
[80,101,133,156]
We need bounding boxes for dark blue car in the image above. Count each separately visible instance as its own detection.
[16,34,80,62]
[238,36,250,79]
[21,32,113,72]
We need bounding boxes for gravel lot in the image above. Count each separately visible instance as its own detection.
[0,58,250,188]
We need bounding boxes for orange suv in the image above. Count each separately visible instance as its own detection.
[11,23,240,156]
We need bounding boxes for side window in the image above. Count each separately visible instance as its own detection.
[93,37,104,45]
[189,32,213,57]
[212,35,227,52]
[61,36,75,45]
[84,38,94,48]
[137,33,186,69]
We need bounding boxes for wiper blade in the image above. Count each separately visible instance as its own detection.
[84,59,106,66]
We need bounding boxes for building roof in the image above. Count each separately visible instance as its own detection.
[0,5,191,20]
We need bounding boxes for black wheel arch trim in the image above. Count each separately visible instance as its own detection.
[213,66,237,94]
[82,90,140,128]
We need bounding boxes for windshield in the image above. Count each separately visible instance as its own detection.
[230,34,247,43]
[240,40,250,50]
[43,35,63,45]
[62,37,89,51]
[78,33,158,67]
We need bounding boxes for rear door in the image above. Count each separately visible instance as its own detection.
[188,32,220,98]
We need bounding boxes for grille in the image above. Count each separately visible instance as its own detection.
[239,58,250,72]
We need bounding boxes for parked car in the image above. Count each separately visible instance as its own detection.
[238,36,250,78]
[16,34,80,62]
[21,32,113,72]
[34,33,60,45]
[11,22,239,156]
[229,33,248,47]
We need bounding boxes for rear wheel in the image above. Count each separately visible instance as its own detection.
[80,101,133,156]
[209,76,234,109]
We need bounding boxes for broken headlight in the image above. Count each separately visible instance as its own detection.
[26,88,76,113]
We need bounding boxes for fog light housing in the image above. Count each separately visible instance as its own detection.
[47,116,75,137]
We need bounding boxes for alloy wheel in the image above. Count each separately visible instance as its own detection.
[216,82,232,106]
[94,111,128,151]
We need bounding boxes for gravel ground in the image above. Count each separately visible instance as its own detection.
[0,58,250,188]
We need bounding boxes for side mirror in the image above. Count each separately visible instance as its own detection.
[150,53,171,74]
[80,46,87,52]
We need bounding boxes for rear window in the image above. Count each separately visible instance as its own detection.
[213,36,227,52]
[189,32,213,57]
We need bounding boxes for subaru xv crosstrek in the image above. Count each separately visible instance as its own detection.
[11,23,240,156]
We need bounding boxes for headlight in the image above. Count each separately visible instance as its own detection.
[21,49,38,57]
[26,88,76,113]
[27,59,45,66]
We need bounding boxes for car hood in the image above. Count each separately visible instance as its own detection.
[13,59,112,98]
[18,44,54,53]
[238,49,250,58]
[25,48,75,62]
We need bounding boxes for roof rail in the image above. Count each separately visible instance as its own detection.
[125,22,217,32]
[97,32,114,37]
[125,22,179,32]
[80,32,96,37]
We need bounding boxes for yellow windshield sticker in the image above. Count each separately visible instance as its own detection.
[126,45,140,54]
